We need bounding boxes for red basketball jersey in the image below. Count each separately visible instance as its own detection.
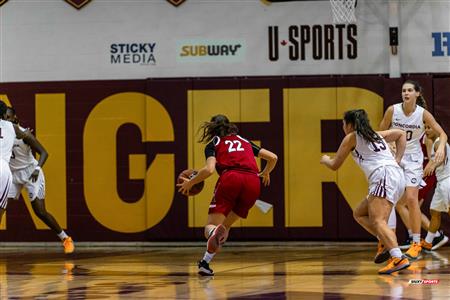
[209,135,259,175]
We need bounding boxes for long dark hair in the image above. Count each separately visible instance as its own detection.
[403,80,428,110]
[198,114,239,143]
[344,109,381,143]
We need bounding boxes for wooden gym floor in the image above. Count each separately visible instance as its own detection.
[0,243,448,299]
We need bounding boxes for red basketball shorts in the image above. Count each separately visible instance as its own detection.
[419,174,437,200]
[208,170,260,219]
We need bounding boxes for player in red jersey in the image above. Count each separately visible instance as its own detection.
[177,114,278,276]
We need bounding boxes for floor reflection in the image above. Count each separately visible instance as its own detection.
[0,244,448,299]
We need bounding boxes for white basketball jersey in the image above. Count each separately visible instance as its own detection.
[9,126,37,171]
[431,138,450,181]
[0,120,16,164]
[352,133,398,179]
[391,103,424,154]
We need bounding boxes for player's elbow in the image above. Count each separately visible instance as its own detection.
[329,164,339,171]
[269,153,278,163]
[205,166,215,176]
[328,161,340,171]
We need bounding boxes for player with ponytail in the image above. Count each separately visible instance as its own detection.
[178,114,278,276]
[321,109,410,274]
[379,80,447,260]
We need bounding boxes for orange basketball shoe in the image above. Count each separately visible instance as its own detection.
[374,241,390,264]
[63,237,75,254]
[405,242,422,260]
[421,240,433,253]
[378,256,410,275]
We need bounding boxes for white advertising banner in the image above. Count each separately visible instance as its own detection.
[0,0,449,82]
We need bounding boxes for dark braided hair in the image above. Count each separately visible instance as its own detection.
[198,114,239,143]
[0,101,7,119]
[344,109,382,143]
[403,80,428,110]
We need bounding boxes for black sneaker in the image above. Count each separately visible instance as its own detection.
[399,236,412,250]
[432,230,449,251]
[198,260,214,276]
[374,241,390,264]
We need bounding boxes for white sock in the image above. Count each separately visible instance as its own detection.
[435,230,441,238]
[407,229,413,237]
[57,231,68,240]
[412,233,421,244]
[202,251,215,263]
[389,248,402,259]
[425,231,436,244]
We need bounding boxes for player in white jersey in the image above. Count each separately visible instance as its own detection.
[0,102,33,221]
[421,124,450,251]
[4,107,74,254]
[321,109,409,274]
[379,80,447,260]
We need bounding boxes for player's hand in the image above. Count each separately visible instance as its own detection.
[423,163,435,177]
[176,176,192,195]
[29,169,39,182]
[259,172,270,186]
[434,148,445,164]
[320,155,331,165]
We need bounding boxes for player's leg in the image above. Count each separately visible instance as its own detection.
[418,198,431,231]
[368,196,397,251]
[368,195,409,274]
[401,159,424,259]
[0,163,12,228]
[395,198,413,248]
[205,213,228,253]
[423,179,450,251]
[198,173,239,276]
[198,212,227,276]
[376,167,410,274]
[353,197,377,236]
[27,171,74,253]
[373,207,398,264]
[422,209,441,252]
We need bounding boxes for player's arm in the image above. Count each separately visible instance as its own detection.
[378,129,406,164]
[320,132,355,170]
[177,142,216,195]
[424,140,445,176]
[424,111,448,163]
[258,148,278,186]
[13,124,49,182]
[379,105,394,131]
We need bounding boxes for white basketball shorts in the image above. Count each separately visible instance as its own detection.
[400,152,424,187]
[430,176,450,212]
[8,164,45,201]
[368,165,405,205]
[0,160,12,209]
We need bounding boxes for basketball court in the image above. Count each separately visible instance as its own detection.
[0,243,448,299]
[0,1,449,299]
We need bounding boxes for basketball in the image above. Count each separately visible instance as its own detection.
[177,169,204,196]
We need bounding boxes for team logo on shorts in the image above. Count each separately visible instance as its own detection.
[411,178,417,184]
